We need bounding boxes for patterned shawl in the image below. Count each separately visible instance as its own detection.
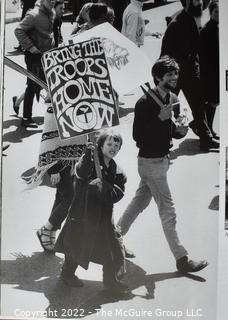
[23,103,87,188]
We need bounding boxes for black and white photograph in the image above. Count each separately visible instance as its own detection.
[0,0,222,319]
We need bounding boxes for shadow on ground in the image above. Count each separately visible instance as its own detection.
[1,252,206,318]
[170,138,219,159]
[2,116,44,143]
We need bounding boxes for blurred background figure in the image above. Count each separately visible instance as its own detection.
[70,0,94,24]
[14,0,37,53]
[71,0,98,34]
[161,0,219,151]
[12,0,64,117]
[53,0,65,47]
[14,0,56,128]
[180,0,210,8]
[71,2,114,35]
[200,0,219,139]
[122,0,160,47]
[99,0,130,31]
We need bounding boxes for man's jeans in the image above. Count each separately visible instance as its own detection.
[117,156,188,260]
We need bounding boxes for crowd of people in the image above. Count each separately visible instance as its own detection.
[9,0,219,294]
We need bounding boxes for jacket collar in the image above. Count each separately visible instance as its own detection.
[156,86,169,102]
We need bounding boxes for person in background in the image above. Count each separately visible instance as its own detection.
[70,0,93,24]
[71,0,98,34]
[71,2,114,35]
[12,0,63,116]
[180,0,210,8]
[53,0,65,47]
[14,0,37,52]
[161,0,219,151]
[200,0,219,139]
[166,0,210,25]
[122,0,160,47]
[14,0,56,128]
[98,0,130,31]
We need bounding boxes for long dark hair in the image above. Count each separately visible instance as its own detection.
[152,55,179,85]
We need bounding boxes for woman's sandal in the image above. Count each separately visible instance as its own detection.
[36,226,54,252]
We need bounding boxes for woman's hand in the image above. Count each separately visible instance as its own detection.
[50,173,61,185]
[90,177,103,192]
[87,141,96,151]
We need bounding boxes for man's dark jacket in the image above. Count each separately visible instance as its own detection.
[133,90,183,158]
[161,10,200,79]
[200,19,219,104]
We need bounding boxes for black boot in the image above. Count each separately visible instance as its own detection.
[103,264,128,294]
[205,104,219,140]
[200,138,219,151]
[60,254,84,287]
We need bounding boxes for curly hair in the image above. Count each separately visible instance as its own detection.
[152,55,179,85]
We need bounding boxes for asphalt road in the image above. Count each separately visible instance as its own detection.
[1,1,220,319]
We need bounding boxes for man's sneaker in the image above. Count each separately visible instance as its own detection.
[21,118,38,128]
[14,45,23,51]
[2,143,10,152]
[103,279,129,294]
[176,256,208,273]
[60,274,84,287]
[211,130,220,140]
[12,96,19,115]
[200,138,219,151]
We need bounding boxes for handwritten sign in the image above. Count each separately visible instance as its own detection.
[42,38,119,140]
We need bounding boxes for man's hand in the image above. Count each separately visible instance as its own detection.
[87,141,96,151]
[158,104,172,121]
[148,32,162,39]
[29,46,41,54]
[50,173,61,185]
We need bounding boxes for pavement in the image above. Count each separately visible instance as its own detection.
[1,1,220,320]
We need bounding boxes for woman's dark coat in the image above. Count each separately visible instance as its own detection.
[55,148,126,275]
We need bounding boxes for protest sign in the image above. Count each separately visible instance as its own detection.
[42,38,119,140]
[68,23,153,96]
